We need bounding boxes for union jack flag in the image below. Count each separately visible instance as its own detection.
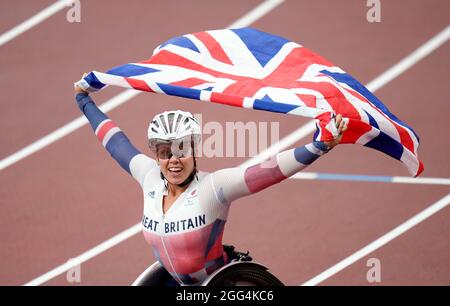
[76,27,423,177]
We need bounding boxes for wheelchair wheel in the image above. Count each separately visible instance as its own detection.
[205,263,284,286]
[132,262,180,286]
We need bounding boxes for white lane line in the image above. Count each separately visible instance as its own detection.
[365,25,450,92]
[228,0,284,29]
[24,224,142,286]
[0,0,285,172]
[290,172,450,186]
[22,0,286,286]
[22,21,450,287]
[301,193,450,286]
[0,0,74,47]
[391,176,450,185]
[0,90,140,170]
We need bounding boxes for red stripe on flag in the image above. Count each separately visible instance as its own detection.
[145,50,248,82]
[222,79,268,97]
[97,121,116,142]
[220,47,328,97]
[194,32,233,65]
[344,86,416,153]
[294,46,334,67]
[295,80,362,120]
[340,119,373,144]
[143,48,413,151]
[315,112,334,141]
[210,92,244,107]
[295,94,317,108]
[125,78,154,92]
[415,160,424,177]
[267,47,333,81]
[170,77,209,88]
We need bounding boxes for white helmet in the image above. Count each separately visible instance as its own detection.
[148,110,201,150]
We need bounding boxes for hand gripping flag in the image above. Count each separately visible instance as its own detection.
[76,27,423,177]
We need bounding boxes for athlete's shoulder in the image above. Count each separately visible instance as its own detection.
[142,165,163,187]
[129,154,158,187]
[196,170,210,182]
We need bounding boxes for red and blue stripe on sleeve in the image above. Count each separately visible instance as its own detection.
[75,93,140,175]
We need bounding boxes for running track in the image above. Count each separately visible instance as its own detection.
[0,0,449,285]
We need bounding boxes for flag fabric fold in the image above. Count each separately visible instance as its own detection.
[75,27,423,177]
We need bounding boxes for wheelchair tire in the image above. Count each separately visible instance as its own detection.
[205,263,284,286]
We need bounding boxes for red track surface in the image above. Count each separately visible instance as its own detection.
[0,0,449,286]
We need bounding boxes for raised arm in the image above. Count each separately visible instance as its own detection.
[74,89,157,187]
[211,116,347,204]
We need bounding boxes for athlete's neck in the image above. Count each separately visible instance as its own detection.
[167,182,188,197]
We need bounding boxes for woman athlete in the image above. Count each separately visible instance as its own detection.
[74,77,348,286]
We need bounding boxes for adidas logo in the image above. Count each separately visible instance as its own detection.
[148,191,155,199]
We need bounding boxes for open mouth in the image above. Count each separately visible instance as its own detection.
[168,167,183,174]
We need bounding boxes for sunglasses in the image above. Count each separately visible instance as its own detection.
[155,142,193,160]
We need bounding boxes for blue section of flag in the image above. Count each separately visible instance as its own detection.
[85,72,106,90]
[107,63,159,77]
[363,110,379,129]
[157,83,201,100]
[159,36,200,53]
[231,28,288,67]
[320,70,419,141]
[82,27,423,176]
[313,123,320,141]
[253,99,298,113]
[261,94,273,102]
[364,130,404,160]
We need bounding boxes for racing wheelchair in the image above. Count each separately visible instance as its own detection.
[132,245,284,286]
